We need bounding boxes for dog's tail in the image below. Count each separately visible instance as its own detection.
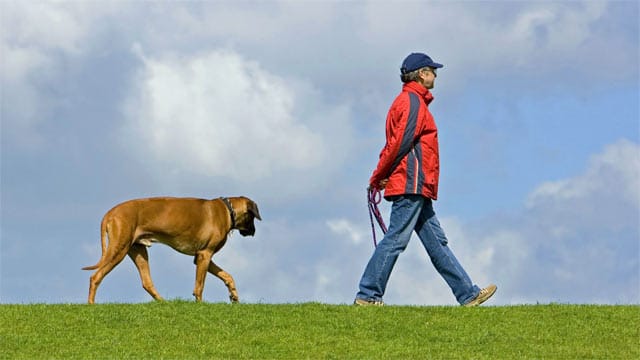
[82,216,109,270]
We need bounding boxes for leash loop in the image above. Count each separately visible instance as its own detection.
[367,187,387,248]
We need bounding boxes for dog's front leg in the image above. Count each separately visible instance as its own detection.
[208,261,239,303]
[193,249,214,302]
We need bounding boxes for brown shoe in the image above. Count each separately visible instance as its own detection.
[354,298,384,306]
[464,284,497,307]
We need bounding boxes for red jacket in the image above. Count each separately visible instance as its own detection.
[370,81,440,200]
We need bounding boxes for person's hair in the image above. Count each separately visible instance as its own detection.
[400,68,423,83]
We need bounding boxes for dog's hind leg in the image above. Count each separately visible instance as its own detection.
[207,261,239,303]
[87,246,129,304]
[87,220,132,304]
[128,244,163,301]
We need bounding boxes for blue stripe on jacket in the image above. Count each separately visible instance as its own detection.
[390,93,419,175]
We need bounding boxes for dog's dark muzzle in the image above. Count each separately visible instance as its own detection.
[239,224,256,236]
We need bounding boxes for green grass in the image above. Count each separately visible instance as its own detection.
[1,302,638,359]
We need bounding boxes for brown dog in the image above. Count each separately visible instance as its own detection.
[82,196,261,304]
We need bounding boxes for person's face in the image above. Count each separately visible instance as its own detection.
[418,67,437,89]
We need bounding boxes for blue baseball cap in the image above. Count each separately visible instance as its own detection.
[400,52,443,74]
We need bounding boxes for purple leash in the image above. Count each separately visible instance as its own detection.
[368,187,387,248]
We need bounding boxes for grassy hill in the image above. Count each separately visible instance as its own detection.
[1,302,638,359]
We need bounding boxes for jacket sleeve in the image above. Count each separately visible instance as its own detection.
[370,93,420,187]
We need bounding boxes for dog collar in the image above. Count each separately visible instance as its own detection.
[221,197,236,229]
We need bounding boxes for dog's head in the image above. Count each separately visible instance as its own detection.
[233,196,262,236]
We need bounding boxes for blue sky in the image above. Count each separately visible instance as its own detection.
[1,1,638,305]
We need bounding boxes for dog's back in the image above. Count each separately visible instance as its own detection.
[83,197,223,269]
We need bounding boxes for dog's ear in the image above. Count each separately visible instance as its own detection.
[249,201,262,221]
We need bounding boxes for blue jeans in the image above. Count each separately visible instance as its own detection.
[357,195,480,305]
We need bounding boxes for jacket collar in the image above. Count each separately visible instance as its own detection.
[403,81,434,105]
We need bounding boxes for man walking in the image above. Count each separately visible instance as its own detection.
[355,52,496,306]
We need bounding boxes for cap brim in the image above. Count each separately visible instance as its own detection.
[430,62,443,68]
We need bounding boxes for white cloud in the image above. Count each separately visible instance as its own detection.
[527,139,640,208]
[327,219,365,245]
[0,1,124,148]
[126,49,320,178]
[122,48,353,198]
[507,2,607,61]
[1,1,89,55]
